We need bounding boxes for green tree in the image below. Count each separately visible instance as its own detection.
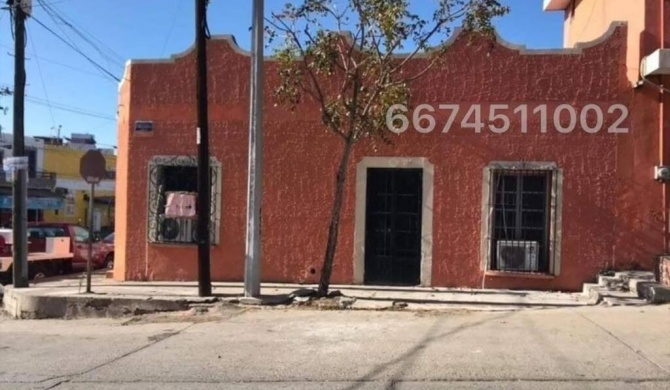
[268,0,508,296]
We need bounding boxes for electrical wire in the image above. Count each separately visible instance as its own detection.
[2,43,119,82]
[31,15,121,82]
[161,0,183,56]
[25,95,116,121]
[37,0,124,68]
[27,26,57,128]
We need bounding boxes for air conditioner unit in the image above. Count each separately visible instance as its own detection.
[642,49,670,77]
[655,166,670,182]
[157,215,197,243]
[496,241,539,272]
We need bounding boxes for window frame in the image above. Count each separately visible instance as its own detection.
[64,194,76,217]
[147,155,222,246]
[73,226,90,243]
[480,162,563,276]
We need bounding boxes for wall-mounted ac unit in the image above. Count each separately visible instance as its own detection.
[496,241,539,272]
[158,215,197,243]
[642,49,670,77]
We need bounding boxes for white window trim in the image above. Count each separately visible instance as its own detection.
[480,161,563,276]
[353,157,434,286]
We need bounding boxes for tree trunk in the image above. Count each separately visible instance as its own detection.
[317,138,355,297]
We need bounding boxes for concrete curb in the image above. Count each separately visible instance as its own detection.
[2,286,206,319]
[2,283,593,319]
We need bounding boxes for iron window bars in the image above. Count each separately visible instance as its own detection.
[147,156,220,245]
[488,168,557,274]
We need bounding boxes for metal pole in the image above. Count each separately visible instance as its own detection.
[244,0,264,298]
[11,0,28,288]
[86,183,94,293]
[195,0,212,297]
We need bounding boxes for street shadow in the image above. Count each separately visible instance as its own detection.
[331,285,531,296]
[344,311,518,390]
[346,295,580,307]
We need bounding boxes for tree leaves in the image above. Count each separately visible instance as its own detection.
[268,0,510,142]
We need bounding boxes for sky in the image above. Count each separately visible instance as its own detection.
[0,0,565,150]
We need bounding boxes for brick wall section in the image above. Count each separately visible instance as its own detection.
[115,24,666,291]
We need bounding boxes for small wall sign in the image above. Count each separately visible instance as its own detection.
[134,121,154,133]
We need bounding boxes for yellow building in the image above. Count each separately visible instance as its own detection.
[41,135,116,236]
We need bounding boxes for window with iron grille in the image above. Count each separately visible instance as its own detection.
[482,163,562,275]
[147,156,221,245]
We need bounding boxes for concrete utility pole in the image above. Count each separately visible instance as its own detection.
[195,0,212,297]
[11,0,29,288]
[244,0,264,298]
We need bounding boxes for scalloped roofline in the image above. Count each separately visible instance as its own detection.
[119,21,626,89]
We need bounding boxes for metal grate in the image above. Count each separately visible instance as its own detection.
[147,156,219,245]
[489,169,554,273]
[364,168,423,286]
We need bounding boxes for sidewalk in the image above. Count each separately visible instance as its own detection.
[2,272,590,319]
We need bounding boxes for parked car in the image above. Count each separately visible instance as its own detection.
[0,227,75,284]
[26,223,106,270]
[95,233,114,270]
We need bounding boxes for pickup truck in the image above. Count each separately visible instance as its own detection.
[0,223,105,284]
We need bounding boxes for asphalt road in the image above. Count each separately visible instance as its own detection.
[1,305,669,389]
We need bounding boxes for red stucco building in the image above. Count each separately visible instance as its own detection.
[113,1,670,291]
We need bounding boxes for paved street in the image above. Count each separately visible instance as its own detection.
[1,305,669,389]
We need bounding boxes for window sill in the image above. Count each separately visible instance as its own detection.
[485,271,555,280]
[149,242,218,248]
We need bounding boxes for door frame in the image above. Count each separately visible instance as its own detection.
[353,157,434,286]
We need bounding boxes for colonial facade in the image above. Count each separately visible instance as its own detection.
[114,0,670,291]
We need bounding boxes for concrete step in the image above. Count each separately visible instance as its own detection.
[587,287,647,306]
[598,275,624,289]
[582,283,599,297]
[615,271,656,283]
[602,296,648,307]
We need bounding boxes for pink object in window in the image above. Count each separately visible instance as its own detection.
[165,192,197,218]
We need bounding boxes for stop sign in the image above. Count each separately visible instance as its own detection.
[80,150,108,184]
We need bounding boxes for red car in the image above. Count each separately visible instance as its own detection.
[95,233,115,270]
[27,223,107,270]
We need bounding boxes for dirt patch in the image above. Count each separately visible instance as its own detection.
[122,305,247,325]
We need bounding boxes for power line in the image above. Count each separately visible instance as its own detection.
[29,0,82,8]
[0,90,116,121]
[27,25,56,128]
[30,15,121,82]
[25,95,116,121]
[2,43,119,82]
[36,0,124,68]
[161,0,183,56]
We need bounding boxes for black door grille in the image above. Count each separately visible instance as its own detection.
[364,168,423,285]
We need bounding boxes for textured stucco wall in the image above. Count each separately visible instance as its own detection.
[115,24,665,291]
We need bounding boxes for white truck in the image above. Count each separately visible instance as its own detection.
[0,229,74,284]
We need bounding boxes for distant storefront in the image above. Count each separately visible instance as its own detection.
[0,188,65,226]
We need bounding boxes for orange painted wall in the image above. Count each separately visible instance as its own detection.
[115,24,665,291]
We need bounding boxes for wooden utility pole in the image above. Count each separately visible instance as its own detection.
[195,0,212,297]
[11,0,29,288]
